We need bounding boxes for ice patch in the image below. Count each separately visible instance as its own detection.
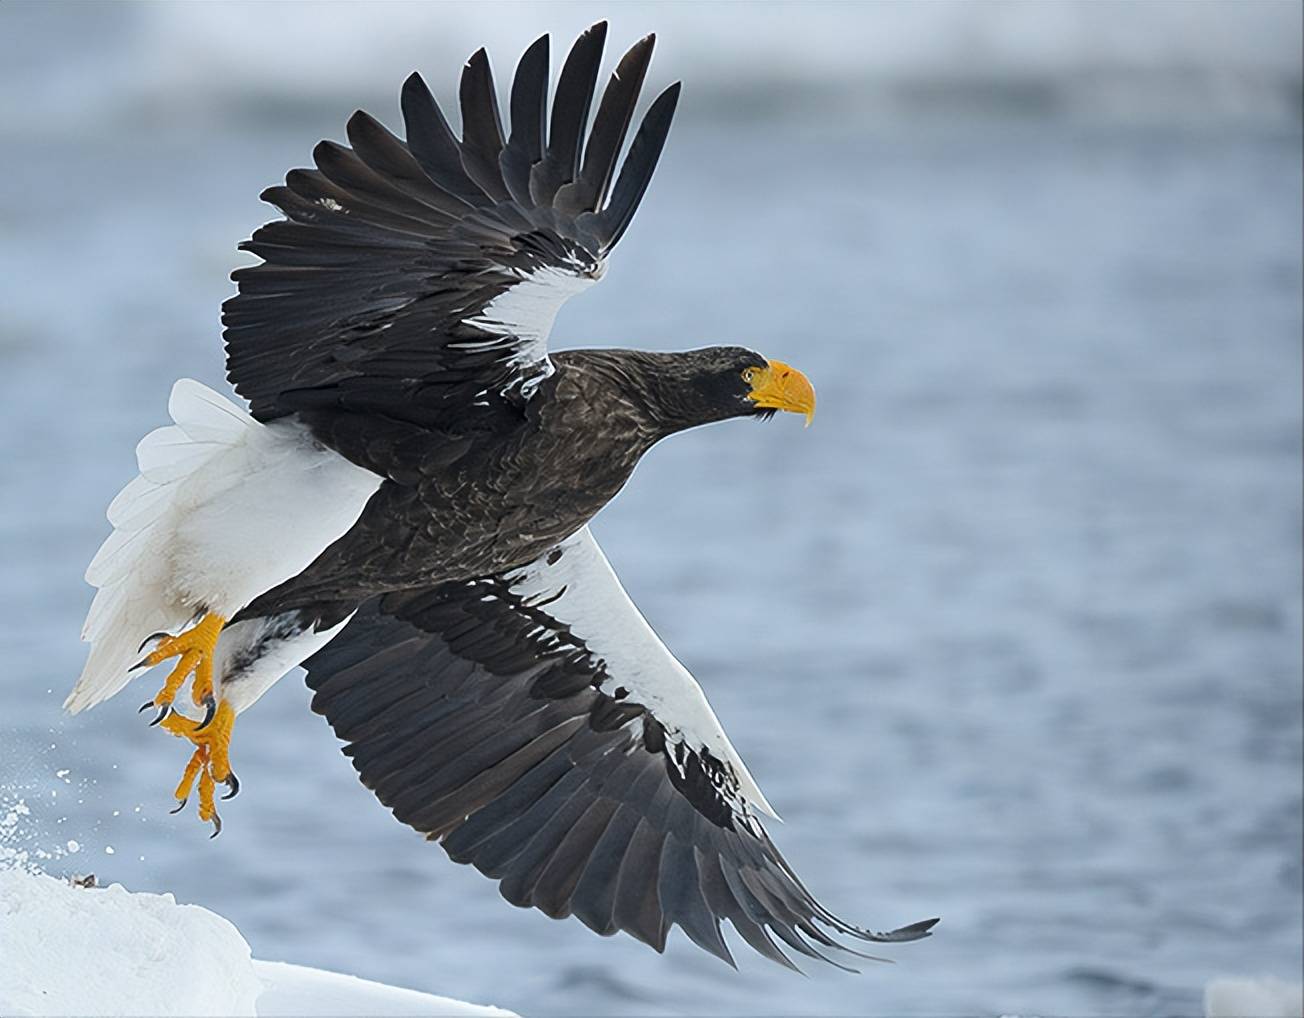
[1204,977,1304,1018]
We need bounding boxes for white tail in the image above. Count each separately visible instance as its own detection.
[68,379,384,715]
[67,381,256,713]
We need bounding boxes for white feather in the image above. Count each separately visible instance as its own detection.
[461,262,598,378]
[505,527,780,820]
[67,380,382,714]
[212,613,355,715]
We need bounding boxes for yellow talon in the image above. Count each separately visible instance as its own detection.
[142,612,225,711]
[161,700,237,835]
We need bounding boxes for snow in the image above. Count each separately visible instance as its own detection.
[252,961,513,1018]
[0,870,262,1016]
[0,870,515,1018]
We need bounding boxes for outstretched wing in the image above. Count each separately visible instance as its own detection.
[223,24,679,429]
[304,528,938,969]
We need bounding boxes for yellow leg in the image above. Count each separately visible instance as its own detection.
[139,613,225,721]
[160,701,237,837]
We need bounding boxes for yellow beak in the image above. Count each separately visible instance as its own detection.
[747,359,816,426]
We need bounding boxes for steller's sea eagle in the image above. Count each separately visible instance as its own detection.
[66,23,937,969]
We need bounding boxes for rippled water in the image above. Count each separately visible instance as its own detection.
[2,8,1301,1017]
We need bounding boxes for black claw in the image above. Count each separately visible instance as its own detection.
[139,700,154,714]
[169,797,188,814]
[195,696,217,732]
[147,703,171,727]
[128,656,152,673]
[221,773,240,800]
[209,814,222,839]
[137,631,169,654]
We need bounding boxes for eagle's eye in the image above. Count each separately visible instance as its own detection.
[741,366,758,384]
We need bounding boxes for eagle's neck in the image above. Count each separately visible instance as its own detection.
[547,349,711,447]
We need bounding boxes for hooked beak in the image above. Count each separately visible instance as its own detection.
[747,359,816,426]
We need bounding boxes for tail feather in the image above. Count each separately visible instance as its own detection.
[66,380,254,714]
[168,377,257,443]
[134,428,224,484]
[106,473,172,529]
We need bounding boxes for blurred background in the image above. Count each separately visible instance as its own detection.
[1,2,1300,1015]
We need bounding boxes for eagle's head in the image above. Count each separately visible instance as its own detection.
[550,346,815,441]
[701,346,816,426]
[628,346,816,431]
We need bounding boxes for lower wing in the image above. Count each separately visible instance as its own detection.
[303,527,937,969]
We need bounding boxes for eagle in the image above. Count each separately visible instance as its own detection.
[66,24,937,969]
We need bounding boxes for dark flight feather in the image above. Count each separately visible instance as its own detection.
[458,49,511,202]
[345,110,466,219]
[557,33,655,217]
[530,21,607,206]
[594,81,680,249]
[500,34,549,205]
[399,72,487,207]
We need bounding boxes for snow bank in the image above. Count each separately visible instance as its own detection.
[0,870,262,1016]
[0,870,514,1018]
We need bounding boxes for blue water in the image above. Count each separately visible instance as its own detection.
[2,5,1301,1016]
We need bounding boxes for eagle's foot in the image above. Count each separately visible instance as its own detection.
[161,700,237,837]
[138,613,226,722]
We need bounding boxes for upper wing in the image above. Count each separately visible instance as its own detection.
[222,24,679,427]
[304,528,937,969]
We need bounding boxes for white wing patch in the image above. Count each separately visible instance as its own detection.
[505,527,779,820]
[461,261,600,388]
